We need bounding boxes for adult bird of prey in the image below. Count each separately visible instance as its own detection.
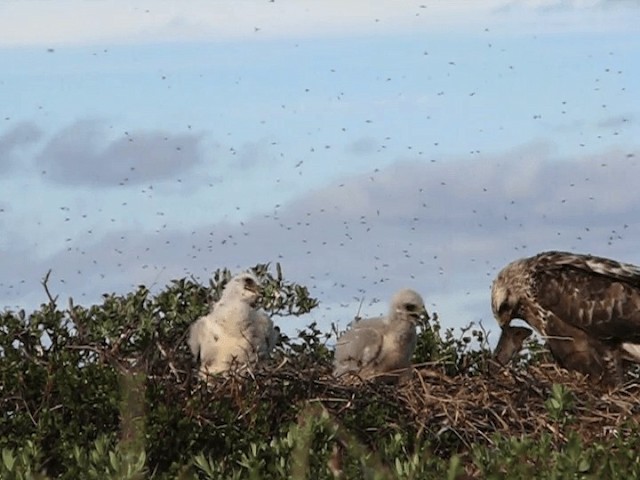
[333,289,427,383]
[491,250,640,384]
[188,272,278,377]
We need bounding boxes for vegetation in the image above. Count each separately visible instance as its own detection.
[1,264,639,479]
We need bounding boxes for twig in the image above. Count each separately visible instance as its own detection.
[41,269,58,307]
[156,340,181,381]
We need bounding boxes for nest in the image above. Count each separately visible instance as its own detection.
[169,355,640,456]
[402,362,640,448]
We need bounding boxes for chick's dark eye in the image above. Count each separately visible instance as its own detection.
[404,303,417,312]
[244,278,256,288]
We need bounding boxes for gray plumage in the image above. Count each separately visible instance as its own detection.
[333,289,427,382]
[188,272,277,377]
[492,250,640,385]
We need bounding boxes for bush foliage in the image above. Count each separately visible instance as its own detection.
[1,264,639,479]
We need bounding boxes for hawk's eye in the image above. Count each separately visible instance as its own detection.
[498,302,510,314]
[244,278,256,288]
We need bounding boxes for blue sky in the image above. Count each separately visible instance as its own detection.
[1,0,639,343]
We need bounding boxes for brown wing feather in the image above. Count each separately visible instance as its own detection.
[535,251,640,286]
[533,256,640,342]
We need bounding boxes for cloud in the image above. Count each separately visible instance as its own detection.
[496,0,622,10]
[534,0,637,8]
[1,0,637,47]
[346,137,380,156]
[490,0,639,32]
[596,114,634,130]
[230,139,281,169]
[0,122,43,173]
[4,144,640,341]
[36,120,206,187]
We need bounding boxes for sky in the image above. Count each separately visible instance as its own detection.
[1,0,639,344]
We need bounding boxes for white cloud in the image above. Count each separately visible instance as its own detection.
[0,0,636,47]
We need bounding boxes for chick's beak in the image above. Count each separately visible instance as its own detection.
[409,308,429,324]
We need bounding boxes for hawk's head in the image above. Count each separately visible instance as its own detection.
[491,259,529,328]
[390,289,428,324]
[223,272,263,306]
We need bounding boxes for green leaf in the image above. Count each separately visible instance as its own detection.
[2,448,15,472]
[395,457,404,475]
[578,458,591,473]
[447,454,461,480]
[109,451,118,472]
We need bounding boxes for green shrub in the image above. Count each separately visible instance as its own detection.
[1,264,639,479]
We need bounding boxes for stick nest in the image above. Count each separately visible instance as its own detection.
[168,354,640,455]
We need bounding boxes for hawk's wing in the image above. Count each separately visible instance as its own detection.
[187,313,224,371]
[537,251,640,286]
[250,310,278,357]
[533,255,640,342]
[333,325,384,376]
